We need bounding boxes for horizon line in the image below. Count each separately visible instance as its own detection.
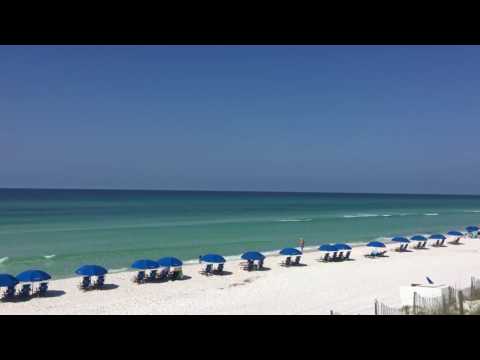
[1,186,480,197]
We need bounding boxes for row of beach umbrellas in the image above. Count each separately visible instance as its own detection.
[1,226,477,287]
[0,270,51,288]
[315,226,478,252]
[365,227,476,249]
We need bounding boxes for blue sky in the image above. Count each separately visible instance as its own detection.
[1,45,480,194]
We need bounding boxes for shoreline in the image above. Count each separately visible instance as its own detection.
[0,235,465,282]
[16,240,389,282]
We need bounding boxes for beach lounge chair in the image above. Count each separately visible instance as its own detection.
[282,256,292,267]
[133,271,145,284]
[331,252,338,262]
[158,268,169,280]
[294,256,301,265]
[171,270,182,281]
[246,260,254,271]
[322,253,330,262]
[216,263,224,274]
[337,252,344,261]
[344,251,351,260]
[440,238,446,246]
[95,275,105,289]
[258,259,264,270]
[80,276,91,290]
[366,250,380,258]
[2,286,15,300]
[421,241,427,248]
[148,270,157,281]
[18,284,31,298]
[38,282,48,296]
[201,264,213,275]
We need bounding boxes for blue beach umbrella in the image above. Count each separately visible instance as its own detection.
[158,257,183,267]
[429,234,446,240]
[319,244,339,252]
[131,259,159,270]
[447,230,463,237]
[241,251,265,261]
[410,235,427,241]
[0,274,19,288]
[75,265,108,277]
[200,254,226,264]
[392,236,410,243]
[279,248,302,256]
[367,241,386,248]
[16,270,51,283]
[466,226,479,233]
[334,243,352,250]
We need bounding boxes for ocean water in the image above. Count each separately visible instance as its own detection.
[0,189,479,278]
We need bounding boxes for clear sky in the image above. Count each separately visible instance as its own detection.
[1,45,479,194]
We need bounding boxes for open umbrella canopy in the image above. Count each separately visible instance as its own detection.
[429,234,446,240]
[392,237,410,243]
[319,244,339,252]
[158,257,183,267]
[241,251,265,261]
[0,274,19,287]
[367,241,386,248]
[411,235,427,241]
[466,226,479,233]
[279,248,302,256]
[16,270,51,283]
[334,243,352,250]
[447,230,464,237]
[200,254,226,264]
[75,265,108,277]
[131,259,159,270]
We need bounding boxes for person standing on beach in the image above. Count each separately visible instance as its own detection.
[299,238,305,252]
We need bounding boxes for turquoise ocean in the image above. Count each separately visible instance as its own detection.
[0,189,479,278]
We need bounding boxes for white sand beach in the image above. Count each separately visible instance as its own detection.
[1,238,479,315]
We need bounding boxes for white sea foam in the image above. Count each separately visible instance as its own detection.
[0,257,9,264]
[278,218,312,222]
[109,267,129,273]
[343,214,380,219]
[44,254,56,259]
[424,213,439,216]
[343,214,392,219]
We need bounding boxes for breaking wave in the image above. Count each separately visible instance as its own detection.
[278,218,313,222]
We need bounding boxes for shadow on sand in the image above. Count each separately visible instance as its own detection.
[214,271,233,276]
[99,284,119,291]
[40,290,66,298]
